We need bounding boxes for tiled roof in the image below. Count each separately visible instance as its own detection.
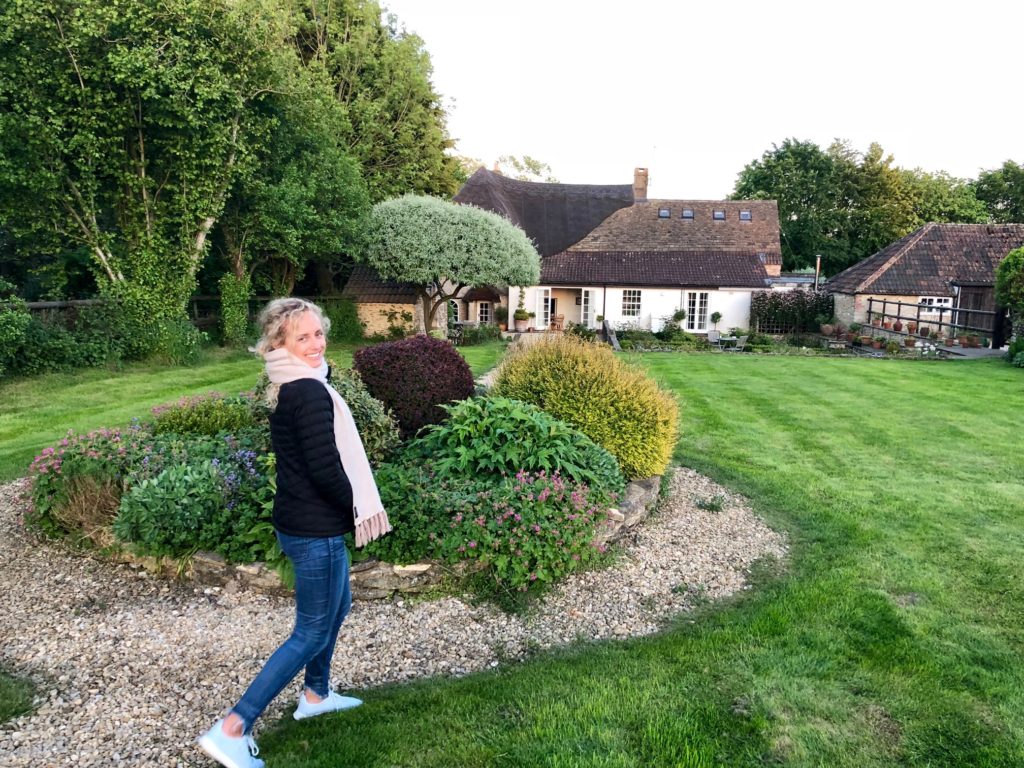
[462,285,502,302]
[567,200,782,265]
[826,223,1024,295]
[540,251,771,289]
[340,265,419,304]
[454,168,635,257]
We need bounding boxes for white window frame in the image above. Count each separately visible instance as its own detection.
[536,287,551,328]
[477,301,491,323]
[685,291,710,331]
[448,299,460,322]
[622,289,641,317]
[918,296,952,315]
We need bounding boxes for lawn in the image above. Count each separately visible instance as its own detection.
[0,340,505,484]
[252,354,1024,767]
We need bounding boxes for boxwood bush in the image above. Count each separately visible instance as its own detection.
[353,334,475,438]
[492,335,679,479]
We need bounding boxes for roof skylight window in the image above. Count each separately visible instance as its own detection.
[713,209,726,220]
[681,208,694,219]
[658,208,670,218]
[739,210,752,221]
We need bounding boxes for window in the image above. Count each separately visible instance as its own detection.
[622,289,641,317]
[477,301,491,323]
[658,208,670,218]
[448,300,460,322]
[685,291,709,331]
[919,296,952,315]
[739,210,752,221]
[713,209,726,220]
[681,208,694,219]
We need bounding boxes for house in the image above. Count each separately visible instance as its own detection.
[451,167,635,324]
[339,264,423,336]
[826,223,1024,346]
[512,169,782,333]
[341,167,634,330]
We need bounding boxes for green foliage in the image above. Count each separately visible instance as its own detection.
[296,0,462,202]
[407,396,625,495]
[732,139,988,273]
[458,323,502,346]
[973,160,1024,223]
[362,195,540,331]
[321,297,366,343]
[995,247,1024,313]
[218,273,252,347]
[492,335,679,479]
[363,463,612,595]
[1011,352,1024,368]
[564,322,596,342]
[750,289,833,334]
[0,0,288,355]
[150,392,259,437]
[0,279,30,375]
[327,366,400,467]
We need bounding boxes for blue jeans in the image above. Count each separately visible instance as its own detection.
[231,532,352,732]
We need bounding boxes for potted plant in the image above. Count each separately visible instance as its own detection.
[907,321,918,335]
[847,322,862,342]
[893,319,903,332]
[494,304,508,331]
[904,336,916,348]
[872,337,885,349]
[817,314,834,336]
[929,329,939,341]
[917,324,929,337]
[513,291,530,331]
[709,310,721,329]
[526,310,536,331]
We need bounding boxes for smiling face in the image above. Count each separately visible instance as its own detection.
[283,310,326,367]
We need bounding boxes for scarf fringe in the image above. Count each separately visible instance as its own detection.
[354,509,392,548]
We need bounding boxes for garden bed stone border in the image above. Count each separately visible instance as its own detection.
[101,475,662,600]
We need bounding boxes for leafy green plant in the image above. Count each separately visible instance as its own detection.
[0,279,30,376]
[150,392,259,436]
[218,272,252,347]
[406,396,624,495]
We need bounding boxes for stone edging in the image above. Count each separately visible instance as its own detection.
[106,475,663,600]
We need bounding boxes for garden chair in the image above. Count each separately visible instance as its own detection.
[550,314,565,331]
[724,334,748,352]
[707,329,723,350]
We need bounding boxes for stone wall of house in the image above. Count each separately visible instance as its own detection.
[111,476,664,600]
[357,302,422,337]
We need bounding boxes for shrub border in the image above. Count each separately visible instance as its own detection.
[102,475,662,600]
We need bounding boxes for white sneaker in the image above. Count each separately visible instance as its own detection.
[293,689,363,720]
[197,719,265,768]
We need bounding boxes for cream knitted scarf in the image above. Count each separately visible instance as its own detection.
[264,348,391,547]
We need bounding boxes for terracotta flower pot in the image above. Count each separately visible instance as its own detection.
[904,337,916,348]
[893,321,903,332]
[945,337,955,346]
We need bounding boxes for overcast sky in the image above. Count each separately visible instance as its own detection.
[380,0,1022,200]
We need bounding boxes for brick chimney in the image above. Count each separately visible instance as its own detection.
[633,167,649,202]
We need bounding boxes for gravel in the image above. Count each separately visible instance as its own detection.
[0,467,786,767]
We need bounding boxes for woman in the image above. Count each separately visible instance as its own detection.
[199,298,390,768]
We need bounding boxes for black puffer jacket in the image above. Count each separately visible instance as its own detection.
[269,378,354,537]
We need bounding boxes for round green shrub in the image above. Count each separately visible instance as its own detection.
[353,334,475,438]
[492,335,679,479]
[328,366,400,467]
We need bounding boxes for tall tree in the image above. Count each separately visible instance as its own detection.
[732,138,852,274]
[901,169,989,226]
[362,195,540,333]
[216,66,369,308]
[288,0,461,202]
[0,0,285,353]
[973,160,1024,223]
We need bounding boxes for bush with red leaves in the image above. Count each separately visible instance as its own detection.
[353,335,475,438]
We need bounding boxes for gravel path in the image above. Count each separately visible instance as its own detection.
[0,468,786,767]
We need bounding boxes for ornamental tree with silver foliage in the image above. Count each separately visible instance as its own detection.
[362,195,540,333]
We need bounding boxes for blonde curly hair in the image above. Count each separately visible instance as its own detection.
[252,298,331,409]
